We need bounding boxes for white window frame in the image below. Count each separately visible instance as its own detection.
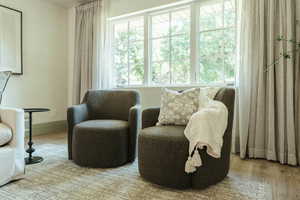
[149,5,191,85]
[109,0,236,88]
[197,0,236,85]
[111,16,145,87]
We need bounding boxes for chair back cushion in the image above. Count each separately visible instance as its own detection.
[0,123,12,146]
[83,90,140,121]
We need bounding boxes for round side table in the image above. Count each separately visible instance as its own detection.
[24,108,50,165]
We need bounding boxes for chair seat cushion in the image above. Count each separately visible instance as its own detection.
[75,120,129,132]
[0,123,12,146]
[138,125,191,189]
[140,125,186,141]
[72,120,129,168]
[138,125,231,189]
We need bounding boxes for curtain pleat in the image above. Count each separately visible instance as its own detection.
[296,9,300,164]
[73,0,106,104]
[233,0,300,165]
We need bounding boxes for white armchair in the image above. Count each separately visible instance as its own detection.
[0,106,25,186]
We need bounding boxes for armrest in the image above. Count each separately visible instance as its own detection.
[142,107,160,129]
[128,105,141,162]
[214,88,235,167]
[0,106,25,181]
[67,104,89,159]
[0,106,25,149]
[68,104,89,125]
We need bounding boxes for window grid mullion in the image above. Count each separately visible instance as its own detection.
[169,12,172,84]
[150,33,187,40]
[222,0,226,84]
[127,22,130,86]
[111,24,116,86]
[198,3,202,84]
[144,15,150,86]
[190,4,197,84]
[199,26,235,34]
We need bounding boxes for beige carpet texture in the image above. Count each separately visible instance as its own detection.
[0,141,271,200]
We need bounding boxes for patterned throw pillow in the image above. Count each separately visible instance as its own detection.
[157,88,200,125]
[0,123,13,146]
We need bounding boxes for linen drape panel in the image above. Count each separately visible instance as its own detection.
[73,1,101,104]
[233,0,300,165]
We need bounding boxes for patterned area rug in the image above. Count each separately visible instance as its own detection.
[0,143,269,200]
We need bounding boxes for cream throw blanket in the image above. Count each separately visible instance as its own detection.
[184,90,228,173]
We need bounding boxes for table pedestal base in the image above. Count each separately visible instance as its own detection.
[24,108,50,165]
[25,156,43,165]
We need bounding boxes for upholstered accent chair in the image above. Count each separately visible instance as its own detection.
[68,90,141,168]
[138,88,235,189]
[0,107,25,187]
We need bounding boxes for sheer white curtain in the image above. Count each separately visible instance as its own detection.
[233,0,300,165]
[98,0,114,89]
[73,0,113,104]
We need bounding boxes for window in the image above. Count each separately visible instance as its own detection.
[113,17,144,86]
[150,8,191,85]
[111,0,236,87]
[198,0,236,84]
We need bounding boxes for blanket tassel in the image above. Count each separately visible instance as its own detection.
[185,150,202,173]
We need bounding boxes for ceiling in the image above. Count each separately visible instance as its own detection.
[46,0,88,8]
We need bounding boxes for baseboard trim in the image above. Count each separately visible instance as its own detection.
[25,120,67,136]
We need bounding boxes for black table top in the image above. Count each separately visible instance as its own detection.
[23,108,50,113]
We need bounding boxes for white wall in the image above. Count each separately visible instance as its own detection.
[108,0,183,17]
[0,0,69,124]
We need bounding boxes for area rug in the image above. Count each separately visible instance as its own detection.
[0,143,269,200]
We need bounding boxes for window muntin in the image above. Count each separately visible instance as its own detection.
[150,8,191,85]
[113,17,144,86]
[199,0,236,84]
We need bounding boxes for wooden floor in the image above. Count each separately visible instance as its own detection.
[30,132,300,200]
